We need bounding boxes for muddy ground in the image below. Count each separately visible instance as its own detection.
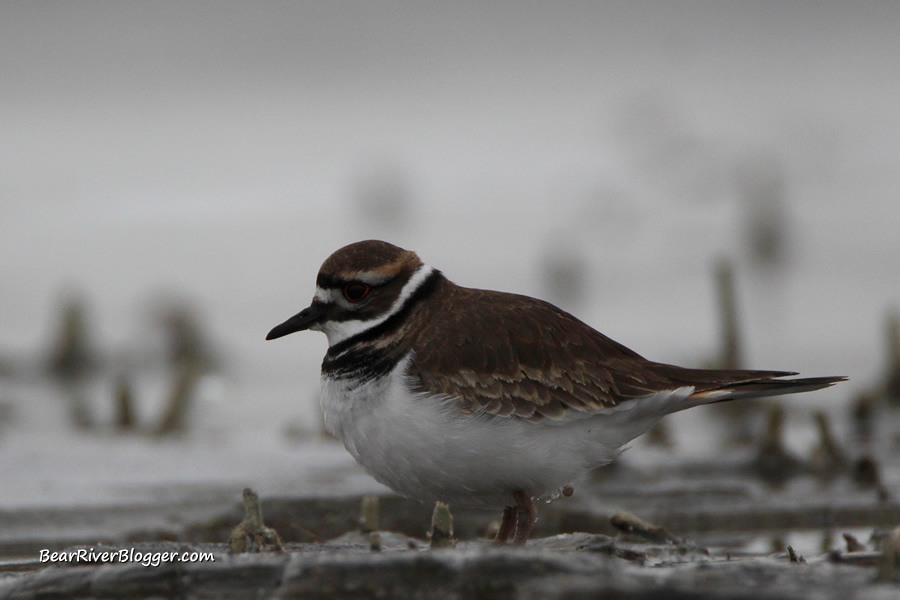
[2,438,899,600]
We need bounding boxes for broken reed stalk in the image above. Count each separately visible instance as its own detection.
[155,360,201,436]
[843,533,866,553]
[851,391,876,442]
[429,502,455,549]
[359,495,379,534]
[46,297,96,381]
[610,509,680,545]
[229,488,283,553]
[163,304,216,371]
[46,296,97,429]
[644,419,673,448]
[751,404,803,483]
[368,532,382,552]
[787,545,806,564]
[715,259,742,371]
[809,410,847,476]
[877,528,900,581]
[708,259,760,447]
[113,376,136,431]
[884,310,900,405]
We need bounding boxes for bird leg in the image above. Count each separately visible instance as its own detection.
[494,491,537,544]
[494,505,518,544]
[512,491,537,545]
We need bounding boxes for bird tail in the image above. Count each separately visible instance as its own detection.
[687,375,847,404]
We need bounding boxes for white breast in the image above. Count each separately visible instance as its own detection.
[320,355,691,509]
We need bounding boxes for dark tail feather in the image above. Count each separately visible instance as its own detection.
[689,375,847,403]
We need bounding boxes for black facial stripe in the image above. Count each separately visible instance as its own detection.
[326,269,443,357]
[316,272,392,290]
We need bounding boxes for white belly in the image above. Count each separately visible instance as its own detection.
[319,356,685,509]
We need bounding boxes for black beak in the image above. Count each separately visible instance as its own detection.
[266,303,326,340]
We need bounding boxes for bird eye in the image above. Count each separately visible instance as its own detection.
[343,282,371,302]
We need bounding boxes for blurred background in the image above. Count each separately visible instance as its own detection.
[1,2,898,513]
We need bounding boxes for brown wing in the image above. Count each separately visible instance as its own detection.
[406,283,803,422]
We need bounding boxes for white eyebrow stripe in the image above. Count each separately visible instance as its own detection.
[321,264,434,348]
[351,272,393,286]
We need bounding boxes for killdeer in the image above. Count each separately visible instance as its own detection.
[267,240,844,544]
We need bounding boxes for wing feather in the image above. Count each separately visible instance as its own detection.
[406,283,841,421]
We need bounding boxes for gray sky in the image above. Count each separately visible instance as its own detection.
[2,2,898,386]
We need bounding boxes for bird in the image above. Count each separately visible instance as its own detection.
[266,240,845,544]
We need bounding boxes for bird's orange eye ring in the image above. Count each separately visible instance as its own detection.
[343,282,371,302]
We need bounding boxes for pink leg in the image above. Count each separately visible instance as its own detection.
[512,491,537,545]
[494,505,518,544]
